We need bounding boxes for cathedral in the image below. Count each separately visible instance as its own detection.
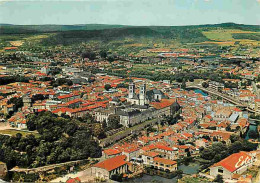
[127,82,169,106]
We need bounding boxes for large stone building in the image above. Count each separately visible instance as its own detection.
[91,155,129,180]
[94,82,181,127]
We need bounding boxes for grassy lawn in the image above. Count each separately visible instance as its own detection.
[0,129,40,137]
[179,176,211,183]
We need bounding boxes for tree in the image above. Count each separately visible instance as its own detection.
[107,115,121,130]
[202,82,209,88]
[108,56,115,63]
[213,136,218,142]
[248,130,259,139]
[181,80,186,89]
[229,141,242,154]
[82,51,96,60]
[104,84,112,91]
[226,125,231,132]
[213,174,224,183]
[100,50,107,58]
[230,134,240,143]
[7,97,23,111]
[0,111,102,170]
[188,76,194,82]
[32,94,46,102]
[102,120,107,129]
[92,123,106,139]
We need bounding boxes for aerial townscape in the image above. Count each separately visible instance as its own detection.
[0,0,260,183]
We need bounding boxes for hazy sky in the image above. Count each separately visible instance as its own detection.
[0,0,260,26]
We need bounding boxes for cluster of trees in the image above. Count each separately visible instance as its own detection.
[50,78,73,87]
[82,51,96,61]
[202,82,209,88]
[0,111,101,169]
[250,114,260,120]
[224,81,238,89]
[104,84,112,91]
[116,83,129,88]
[106,67,241,86]
[49,67,62,75]
[199,135,258,170]
[232,33,260,41]
[40,26,209,46]
[0,76,29,85]
[102,115,123,132]
[248,129,259,139]
[7,97,23,112]
[31,94,48,103]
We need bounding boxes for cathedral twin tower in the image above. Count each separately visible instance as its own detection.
[128,82,147,106]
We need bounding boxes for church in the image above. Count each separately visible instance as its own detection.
[127,82,168,105]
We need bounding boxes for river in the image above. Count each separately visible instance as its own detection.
[245,124,258,140]
[194,89,208,96]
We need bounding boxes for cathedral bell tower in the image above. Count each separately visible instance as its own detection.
[139,83,146,105]
[128,82,135,99]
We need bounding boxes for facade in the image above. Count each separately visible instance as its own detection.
[23,95,32,107]
[91,155,128,179]
[127,83,148,105]
[153,157,177,172]
[142,151,159,165]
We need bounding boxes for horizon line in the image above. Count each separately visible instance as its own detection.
[1,22,260,27]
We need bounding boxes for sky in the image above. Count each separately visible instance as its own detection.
[0,0,260,26]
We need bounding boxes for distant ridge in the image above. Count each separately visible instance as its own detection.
[0,22,259,37]
[0,24,130,34]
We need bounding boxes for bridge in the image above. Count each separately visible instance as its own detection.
[186,84,257,114]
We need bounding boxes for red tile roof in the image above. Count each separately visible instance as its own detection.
[154,157,177,165]
[103,149,122,156]
[94,155,127,171]
[143,151,159,158]
[211,152,252,172]
[156,145,173,151]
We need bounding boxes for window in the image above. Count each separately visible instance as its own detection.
[218,168,223,173]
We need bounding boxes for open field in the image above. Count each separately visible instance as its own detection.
[0,33,52,50]
[203,29,260,41]
[10,41,24,46]
[0,129,40,137]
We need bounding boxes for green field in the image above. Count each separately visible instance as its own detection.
[0,129,40,137]
[203,29,260,42]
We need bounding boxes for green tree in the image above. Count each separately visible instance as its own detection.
[105,84,112,91]
[181,80,186,89]
[213,174,224,183]
[230,134,240,143]
[202,82,209,88]
[100,50,107,58]
[107,115,121,129]
[248,130,259,139]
